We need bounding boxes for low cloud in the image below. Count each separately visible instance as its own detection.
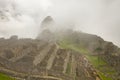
[0,0,120,46]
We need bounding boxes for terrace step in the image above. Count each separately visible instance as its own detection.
[33,44,52,66]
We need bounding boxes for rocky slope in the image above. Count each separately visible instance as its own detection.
[37,16,120,80]
[0,37,101,80]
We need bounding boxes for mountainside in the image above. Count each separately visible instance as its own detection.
[0,16,120,80]
[37,16,120,80]
[0,37,101,80]
[58,30,120,80]
[37,16,119,56]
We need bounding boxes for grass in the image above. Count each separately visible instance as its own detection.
[59,40,89,54]
[0,73,15,80]
[86,55,106,68]
[98,72,112,80]
[66,62,71,74]
[86,55,114,80]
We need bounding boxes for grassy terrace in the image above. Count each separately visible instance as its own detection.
[66,62,71,74]
[0,73,15,80]
[59,40,115,80]
[86,55,113,80]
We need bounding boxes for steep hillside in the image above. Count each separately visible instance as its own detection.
[0,16,120,80]
[0,37,101,80]
[37,16,120,80]
[58,30,120,80]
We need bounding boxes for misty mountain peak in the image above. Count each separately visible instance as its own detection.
[37,16,56,41]
[43,16,54,23]
[41,16,55,29]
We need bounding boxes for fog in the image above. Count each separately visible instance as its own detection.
[0,0,120,46]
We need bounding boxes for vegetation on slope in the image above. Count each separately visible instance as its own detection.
[59,38,115,80]
[0,73,15,80]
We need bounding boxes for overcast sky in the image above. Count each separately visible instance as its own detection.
[0,0,120,46]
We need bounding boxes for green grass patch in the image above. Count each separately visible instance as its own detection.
[86,55,115,80]
[86,55,106,68]
[66,62,71,74]
[98,72,112,80]
[86,55,116,80]
[0,73,15,80]
[59,40,89,54]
